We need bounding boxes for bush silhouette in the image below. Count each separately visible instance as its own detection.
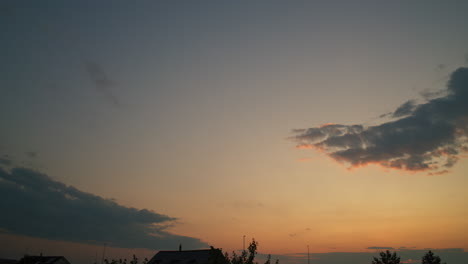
[371,250,400,264]
[422,251,446,264]
[213,239,278,264]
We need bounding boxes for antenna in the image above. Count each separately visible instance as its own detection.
[243,235,246,251]
[101,243,107,264]
[307,245,309,264]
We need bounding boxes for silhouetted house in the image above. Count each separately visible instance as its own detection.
[17,256,70,264]
[148,248,225,264]
[0,259,18,264]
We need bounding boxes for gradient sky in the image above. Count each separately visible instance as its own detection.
[1,1,468,264]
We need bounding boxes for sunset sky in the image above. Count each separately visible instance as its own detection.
[1,1,468,264]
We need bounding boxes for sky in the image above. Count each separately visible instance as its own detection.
[1,1,468,264]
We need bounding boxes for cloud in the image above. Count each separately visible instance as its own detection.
[392,100,417,118]
[419,88,447,100]
[0,167,207,249]
[401,259,419,264]
[290,67,468,174]
[289,228,311,238]
[367,247,394,250]
[84,61,121,107]
[218,200,265,209]
[25,152,37,158]
[0,157,12,166]
[435,64,446,71]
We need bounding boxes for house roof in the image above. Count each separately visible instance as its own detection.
[148,249,223,264]
[17,256,70,264]
[0,259,18,264]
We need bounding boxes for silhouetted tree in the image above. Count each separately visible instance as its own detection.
[130,255,138,264]
[216,239,274,264]
[229,250,243,264]
[103,255,139,264]
[422,251,446,264]
[104,259,118,264]
[209,246,230,264]
[246,239,258,264]
[371,250,400,264]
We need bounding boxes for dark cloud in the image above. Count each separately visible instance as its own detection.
[420,89,447,100]
[367,247,394,250]
[25,152,37,158]
[291,67,468,174]
[392,100,417,118]
[84,61,121,107]
[435,64,446,72]
[379,112,392,119]
[288,228,311,238]
[0,157,12,166]
[0,167,207,249]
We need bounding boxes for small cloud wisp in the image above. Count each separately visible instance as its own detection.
[84,61,121,107]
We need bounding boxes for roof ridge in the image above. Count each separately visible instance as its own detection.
[157,249,212,252]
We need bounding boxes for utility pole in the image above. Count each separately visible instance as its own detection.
[243,235,246,251]
[307,245,310,264]
[101,243,107,264]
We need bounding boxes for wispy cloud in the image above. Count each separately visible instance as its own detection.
[401,258,419,264]
[289,228,311,238]
[296,157,313,162]
[290,67,468,174]
[367,247,394,250]
[25,151,37,158]
[84,61,121,107]
[0,157,12,166]
[392,100,417,118]
[435,64,446,72]
[218,200,265,209]
[0,167,207,249]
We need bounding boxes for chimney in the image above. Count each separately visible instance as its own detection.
[179,244,182,252]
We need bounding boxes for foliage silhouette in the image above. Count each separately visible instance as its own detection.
[422,251,446,264]
[371,250,400,264]
[212,239,278,264]
[226,239,258,264]
[101,240,276,264]
[103,255,148,264]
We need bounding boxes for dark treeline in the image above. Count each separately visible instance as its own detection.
[100,239,276,264]
[100,244,446,264]
[101,255,148,264]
